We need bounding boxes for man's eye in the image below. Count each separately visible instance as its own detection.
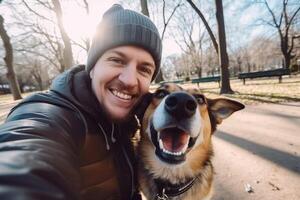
[109,57,124,64]
[154,90,169,99]
[139,66,153,76]
[194,94,205,104]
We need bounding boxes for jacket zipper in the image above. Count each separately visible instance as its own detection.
[97,123,110,150]
[122,145,135,199]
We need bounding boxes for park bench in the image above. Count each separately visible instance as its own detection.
[0,84,10,94]
[191,76,221,87]
[238,68,290,85]
[160,79,184,84]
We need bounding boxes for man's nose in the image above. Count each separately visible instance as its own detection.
[118,64,138,87]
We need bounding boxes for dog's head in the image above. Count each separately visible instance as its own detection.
[138,83,244,166]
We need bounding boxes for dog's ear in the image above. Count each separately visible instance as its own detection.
[133,92,153,121]
[207,98,245,124]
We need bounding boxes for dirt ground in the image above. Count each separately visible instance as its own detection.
[211,102,300,200]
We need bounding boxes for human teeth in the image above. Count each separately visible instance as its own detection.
[112,90,132,100]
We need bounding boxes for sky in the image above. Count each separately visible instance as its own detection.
[59,0,184,61]
[1,0,299,63]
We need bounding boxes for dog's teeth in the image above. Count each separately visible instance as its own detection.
[159,139,164,150]
[181,136,190,153]
[158,136,191,156]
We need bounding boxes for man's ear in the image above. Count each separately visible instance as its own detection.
[207,98,245,124]
[89,68,94,79]
[133,92,153,121]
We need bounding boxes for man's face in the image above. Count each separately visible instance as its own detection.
[90,46,156,121]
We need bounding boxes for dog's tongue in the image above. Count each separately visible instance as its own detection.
[160,128,189,152]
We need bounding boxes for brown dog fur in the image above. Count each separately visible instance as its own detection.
[137,83,244,200]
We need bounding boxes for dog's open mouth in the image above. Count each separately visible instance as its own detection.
[159,128,190,155]
[150,122,197,164]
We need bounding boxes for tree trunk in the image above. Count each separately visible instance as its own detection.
[280,35,291,69]
[140,0,163,83]
[215,0,234,94]
[0,15,22,100]
[52,0,74,70]
[262,1,300,69]
[283,54,290,69]
[140,0,150,17]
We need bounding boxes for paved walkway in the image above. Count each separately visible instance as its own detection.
[212,102,300,200]
[0,101,19,123]
[1,100,299,199]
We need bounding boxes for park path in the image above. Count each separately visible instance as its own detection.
[212,102,300,200]
[0,100,19,123]
[0,100,299,199]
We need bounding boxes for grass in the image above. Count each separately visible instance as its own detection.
[1,75,300,106]
[154,74,300,105]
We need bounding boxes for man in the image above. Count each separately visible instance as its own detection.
[0,4,161,200]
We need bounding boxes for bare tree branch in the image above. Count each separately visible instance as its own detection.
[22,0,54,23]
[263,0,281,28]
[286,4,300,30]
[261,0,300,68]
[15,48,58,68]
[71,40,88,51]
[186,0,219,54]
[36,0,53,10]
[161,0,182,40]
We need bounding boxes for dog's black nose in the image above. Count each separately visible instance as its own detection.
[165,92,197,119]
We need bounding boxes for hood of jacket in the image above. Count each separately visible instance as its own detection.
[50,65,104,121]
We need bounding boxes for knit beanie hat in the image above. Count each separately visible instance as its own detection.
[86,4,162,81]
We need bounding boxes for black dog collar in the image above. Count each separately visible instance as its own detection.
[154,177,196,199]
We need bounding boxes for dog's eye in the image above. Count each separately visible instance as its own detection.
[154,89,169,99]
[194,94,205,104]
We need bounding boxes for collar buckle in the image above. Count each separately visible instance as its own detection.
[156,188,169,200]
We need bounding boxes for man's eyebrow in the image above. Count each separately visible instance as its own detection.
[140,61,155,69]
[108,50,126,58]
[109,50,155,69]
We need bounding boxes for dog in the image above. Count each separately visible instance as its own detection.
[136,83,244,200]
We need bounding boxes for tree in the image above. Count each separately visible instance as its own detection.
[140,0,150,17]
[186,0,218,54]
[140,0,182,83]
[140,0,164,82]
[261,0,300,69]
[160,0,182,40]
[215,0,233,94]
[186,0,233,94]
[52,0,74,70]
[20,0,74,72]
[170,5,206,78]
[0,15,22,100]
[71,0,90,53]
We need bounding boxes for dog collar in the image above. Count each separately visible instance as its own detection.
[154,177,196,199]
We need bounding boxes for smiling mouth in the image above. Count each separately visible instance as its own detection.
[150,122,198,164]
[110,89,134,100]
[159,128,190,156]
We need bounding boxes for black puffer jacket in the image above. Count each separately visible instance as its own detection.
[0,65,140,200]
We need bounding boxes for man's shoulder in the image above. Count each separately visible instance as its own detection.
[7,91,84,123]
[6,91,87,141]
[15,91,75,111]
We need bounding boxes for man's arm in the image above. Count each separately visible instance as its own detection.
[0,102,85,200]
